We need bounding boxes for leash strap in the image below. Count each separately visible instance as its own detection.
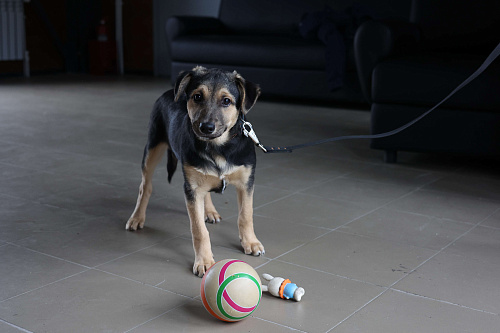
[261,41,500,154]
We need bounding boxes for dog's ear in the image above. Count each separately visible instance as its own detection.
[174,71,192,102]
[234,73,261,114]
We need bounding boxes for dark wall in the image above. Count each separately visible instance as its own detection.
[0,0,153,76]
[123,0,153,74]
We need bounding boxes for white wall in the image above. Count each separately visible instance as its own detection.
[153,0,221,77]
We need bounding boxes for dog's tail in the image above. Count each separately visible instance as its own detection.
[167,149,178,183]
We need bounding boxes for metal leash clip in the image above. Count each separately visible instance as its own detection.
[242,121,267,152]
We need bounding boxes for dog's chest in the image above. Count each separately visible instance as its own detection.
[196,152,236,179]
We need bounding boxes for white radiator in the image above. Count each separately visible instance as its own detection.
[0,0,29,76]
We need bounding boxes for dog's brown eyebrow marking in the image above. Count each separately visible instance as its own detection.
[190,85,210,99]
[215,88,236,103]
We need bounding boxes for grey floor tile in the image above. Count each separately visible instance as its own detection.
[0,162,34,181]
[257,152,365,179]
[423,173,500,202]
[2,171,98,202]
[0,144,92,172]
[340,208,473,250]
[2,75,499,332]
[190,215,327,260]
[344,163,442,188]
[14,216,178,267]
[302,177,414,210]
[38,182,143,219]
[127,195,191,231]
[0,320,28,333]
[279,231,436,287]
[0,269,189,333]
[333,290,500,333]
[297,142,385,164]
[98,237,269,298]
[128,299,299,333]
[209,183,292,217]
[0,195,87,242]
[394,251,500,314]
[0,244,86,301]
[386,189,500,224]
[481,209,500,228]
[387,152,465,173]
[255,165,337,191]
[255,260,385,333]
[255,193,373,229]
[49,157,143,189]
[443,225,500,266]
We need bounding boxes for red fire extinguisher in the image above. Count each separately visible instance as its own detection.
[97,18,108,42]
[89,17,116,74]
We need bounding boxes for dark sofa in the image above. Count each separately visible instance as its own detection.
[355,0,500,162]
[166,0,409,103]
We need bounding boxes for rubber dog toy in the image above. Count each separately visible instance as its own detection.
[261,273,305,301]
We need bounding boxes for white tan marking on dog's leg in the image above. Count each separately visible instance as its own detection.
[126,143,167,231]
[184,165,220,277]
[228,166,265,256]
[186,193,215,277]
[204,193,221,223]
[237,185,264,256]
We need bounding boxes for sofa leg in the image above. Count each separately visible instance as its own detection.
[384,150,397,163]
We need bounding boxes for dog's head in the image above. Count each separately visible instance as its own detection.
[174,66,261,142]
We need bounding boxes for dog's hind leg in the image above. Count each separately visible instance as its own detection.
[126,143,167,231]
[204,193,221,223]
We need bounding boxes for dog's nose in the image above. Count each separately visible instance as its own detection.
[199,122,216,134]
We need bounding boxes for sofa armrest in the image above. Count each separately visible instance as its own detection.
[354,20,420,103]
[166,16,226,44]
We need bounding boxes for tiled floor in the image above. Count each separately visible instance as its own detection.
[1,75,499,333]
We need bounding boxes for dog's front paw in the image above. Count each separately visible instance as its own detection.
[241,238,265,256]
[125,216,145,231]
[193,256,215,278]
[205,209,221,224]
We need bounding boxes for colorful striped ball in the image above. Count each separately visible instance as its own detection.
[200,259,262,322]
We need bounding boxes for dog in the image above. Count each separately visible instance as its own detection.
[125,66,265,277]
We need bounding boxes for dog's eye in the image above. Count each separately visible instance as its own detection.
[222,98,232,106]
[193,94,203,102]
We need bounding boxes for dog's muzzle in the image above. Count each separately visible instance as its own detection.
[199,122,216,135]
[193,121,226,140]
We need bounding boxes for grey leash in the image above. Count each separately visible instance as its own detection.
[242,41,500,154]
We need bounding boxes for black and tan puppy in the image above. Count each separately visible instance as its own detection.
[126,66,265,277]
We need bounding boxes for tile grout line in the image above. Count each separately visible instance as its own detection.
[0,270,90,304]
[325,205,500,332]
[387,205,500,289]
[293,176,449,332]
[251,316,309,332]
[1,237,189,303]
[92,268,194,300]
[325,288,390,333]
[121,300,193,333]
[4,242,92,270]
[254,172,446,280]
[91,236,182,269]
[390,288,499,316]
[0,318,34,333]
[253,170,354,212]
[251,170,364,266]
[273,259,384,288]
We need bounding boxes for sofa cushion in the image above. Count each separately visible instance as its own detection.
[218,0,325,35]
[372,53,500,111]
[170,35,325,70]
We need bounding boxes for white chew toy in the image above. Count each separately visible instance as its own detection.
[261,273,305,301]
